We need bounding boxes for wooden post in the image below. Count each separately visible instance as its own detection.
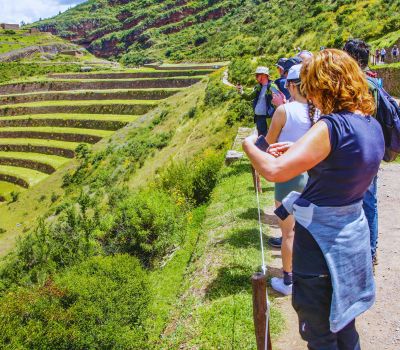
[252,272,272,350]
[251,166,262,194]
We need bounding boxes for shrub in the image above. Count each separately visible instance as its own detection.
[0,255,151,349]
[158,149,223,206]
[204,76,236,107]
[9,191,19,203]
[0,207,99,289]
[103,189,185,267]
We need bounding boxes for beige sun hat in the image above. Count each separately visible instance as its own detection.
[255,66,270,75]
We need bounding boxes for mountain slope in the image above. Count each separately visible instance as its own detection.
[30,0,400,63]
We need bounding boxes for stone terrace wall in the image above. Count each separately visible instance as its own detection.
[376,67,400,97]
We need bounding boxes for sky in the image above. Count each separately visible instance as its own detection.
[0,0,87,25]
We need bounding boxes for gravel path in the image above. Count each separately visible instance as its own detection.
[267,163,400,349]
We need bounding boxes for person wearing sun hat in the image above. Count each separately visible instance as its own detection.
[237,65,281,136]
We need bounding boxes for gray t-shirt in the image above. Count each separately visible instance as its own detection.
[254,84,268,116]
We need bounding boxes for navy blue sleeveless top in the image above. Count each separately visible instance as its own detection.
[301,111,384,206]
[293,111,384,275]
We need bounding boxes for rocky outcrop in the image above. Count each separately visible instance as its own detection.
[0,44,75,62]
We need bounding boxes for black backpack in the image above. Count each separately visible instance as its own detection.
[367,77,400,162]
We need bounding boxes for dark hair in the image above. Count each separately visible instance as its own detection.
[343,39,370,69]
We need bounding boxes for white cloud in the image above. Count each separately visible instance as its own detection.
[0,0,86,25]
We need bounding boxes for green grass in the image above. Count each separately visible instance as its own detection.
[0,126,114,137]
[0,165,48,186]
[160,160,284,348]
[0,152,69,168]
[0,114,139,122]
[0,138,81,149]
[0,181,23,198]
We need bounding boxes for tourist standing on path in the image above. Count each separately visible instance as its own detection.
[392,45,399,61]
[236,66,281,136]
[265,64,317,296]
[380,47,386,63]
[343,38,381,266]
[375,48,380,63]
[243,49,384,349]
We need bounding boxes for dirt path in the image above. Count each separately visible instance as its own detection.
[267,163,400,349]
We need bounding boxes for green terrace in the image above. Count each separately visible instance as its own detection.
[0,89,183,104]
[48,69,214,79]
[0,66,216,200]
[0,100,158,116]
[0,77,204,94]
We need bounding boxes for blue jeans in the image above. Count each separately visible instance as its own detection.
[362,175,378,259]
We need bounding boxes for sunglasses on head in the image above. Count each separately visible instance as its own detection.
[284,79,301,89]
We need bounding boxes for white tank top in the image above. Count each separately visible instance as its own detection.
[278,101,311,143]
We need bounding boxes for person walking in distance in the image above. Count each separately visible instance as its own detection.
[392,45,399,62]
[343,39,382,266]
[243,49,384,349]
[265,64,317,295]
[380,47,386,63]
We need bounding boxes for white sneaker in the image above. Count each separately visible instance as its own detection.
[271,277,292,296]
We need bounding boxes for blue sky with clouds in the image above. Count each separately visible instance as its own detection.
[0,0,87,25]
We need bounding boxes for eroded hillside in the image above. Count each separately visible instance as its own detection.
[30,0,400,64]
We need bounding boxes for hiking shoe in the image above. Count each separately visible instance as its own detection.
[268,236,282,248]
[271,277,292,296]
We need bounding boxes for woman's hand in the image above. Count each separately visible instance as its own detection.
[272,91,286,107]
[267,142,294,157]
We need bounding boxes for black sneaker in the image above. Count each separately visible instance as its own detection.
[268,237,282,248]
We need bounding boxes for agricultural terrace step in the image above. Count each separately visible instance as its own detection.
[0,78,202,94]
[0,150,69,174]
[0,139,81,158]
[0,165,48,188]
[0,114,138,130]
[0,100,157,116]
[144,64,224,70]
[0,127,113,143]
[0,157,56,175]
[0,89,182,104]
[48,70,214,79]
[0,152,69,168]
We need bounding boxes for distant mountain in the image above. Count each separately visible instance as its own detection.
[30,0,400,64]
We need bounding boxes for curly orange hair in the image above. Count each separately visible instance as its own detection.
[300,49,375,116]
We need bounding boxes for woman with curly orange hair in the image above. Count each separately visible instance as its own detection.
[243,49,384,349]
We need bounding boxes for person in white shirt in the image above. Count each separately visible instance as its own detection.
[265,64,318,295]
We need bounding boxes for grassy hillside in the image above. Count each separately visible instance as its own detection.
[0,70,283,348]
[30,0,400,64]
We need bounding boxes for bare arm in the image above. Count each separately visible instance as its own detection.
[266,105,286,145]
[243,121,331,182]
